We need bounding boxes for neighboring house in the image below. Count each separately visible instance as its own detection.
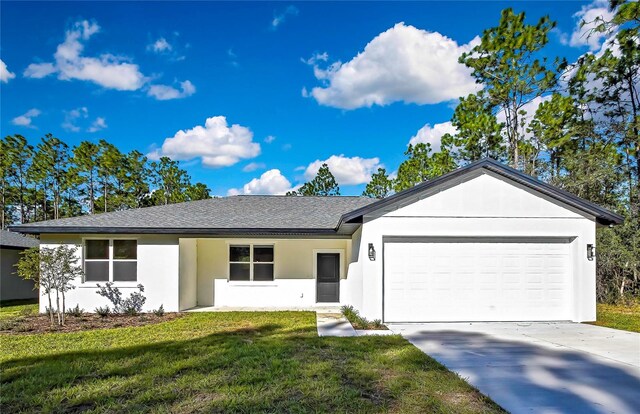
[0,230,39,302]
[11,159,622,322]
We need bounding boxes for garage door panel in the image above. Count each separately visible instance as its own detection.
[383,240,572,322]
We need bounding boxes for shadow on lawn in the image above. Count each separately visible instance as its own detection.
[0,321,498,413]
[401,329,640,414]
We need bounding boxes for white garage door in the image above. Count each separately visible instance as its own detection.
[383,238,573,322]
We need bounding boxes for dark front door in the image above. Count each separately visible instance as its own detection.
[316,253,340,303]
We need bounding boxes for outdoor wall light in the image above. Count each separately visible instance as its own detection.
[587,244,595,261]
[368,243,376,261]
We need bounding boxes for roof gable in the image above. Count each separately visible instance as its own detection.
[384,172,585,219]
[340,158,623,226]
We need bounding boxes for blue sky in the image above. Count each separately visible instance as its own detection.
[0,1,610,196]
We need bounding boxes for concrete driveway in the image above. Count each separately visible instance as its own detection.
[389,322,640,414]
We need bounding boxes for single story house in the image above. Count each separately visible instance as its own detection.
[1,229,40,302]
[11,159,622,322]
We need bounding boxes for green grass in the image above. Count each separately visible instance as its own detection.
[0,309,504,413]
[0,299,38,320]
[589,303,640,333]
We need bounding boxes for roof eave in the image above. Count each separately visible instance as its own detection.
[8,226,351,237]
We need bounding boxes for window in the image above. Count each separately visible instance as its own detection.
[229,245,274,281]
[85,239,137,282]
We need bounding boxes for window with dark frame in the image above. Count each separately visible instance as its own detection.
[84,239,137,282]
[229,245,274,281]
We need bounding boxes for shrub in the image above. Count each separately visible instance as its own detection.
[96,283,146,315]
[66,304,84,317]
[153,305,165,317]
[95,306,110,317]
[20,307,34,317]
[341,305,386,330]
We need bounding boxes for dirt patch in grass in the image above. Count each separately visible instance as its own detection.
[0,313,182,334]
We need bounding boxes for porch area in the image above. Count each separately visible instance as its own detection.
[177,237,359,311]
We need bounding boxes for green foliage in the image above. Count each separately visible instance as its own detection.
[442,92,505,163]
[153,305,166,317]
[66,305,84,317]
[341,305,387,330]
[454,8,560,168]
[362,167,393,198]
[394,143,456,192]
[16,245,83,326]
[1,134,210,224]
[95,306,111,317]
[287,163,340,196]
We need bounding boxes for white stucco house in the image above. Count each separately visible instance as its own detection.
[11,159,623,322]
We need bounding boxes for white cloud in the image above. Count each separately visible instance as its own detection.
[149,116,261,168]
[147,80,196,100]
[264,135,276,144]
[409,121,457,152]
[569,0,615,51]
[304,154,382,185]
[149,37,172,53]
[242,162,266,172]
[23,62,56,78]
[0,59,16,83]
[271,5,299,30]
[88,117,108,132]
[12,108,41,129]
[62,107,89,132]
[24,20,146,91]
[305,23,481,109]
[228,169,293,195]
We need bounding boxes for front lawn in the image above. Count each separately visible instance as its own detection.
[589,303,640,333]
[1,310,504,413]
[0,299,38,320]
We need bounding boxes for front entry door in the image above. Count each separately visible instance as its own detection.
[316,253,340,303]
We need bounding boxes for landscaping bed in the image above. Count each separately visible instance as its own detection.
[342,305,388,330]
[0,311,181,334]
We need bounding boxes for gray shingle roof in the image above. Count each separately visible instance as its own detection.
[0,230,40,248]
[11,196,376,235]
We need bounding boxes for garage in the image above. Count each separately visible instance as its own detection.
[383,237,573,322]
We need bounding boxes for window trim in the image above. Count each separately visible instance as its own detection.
[83,237,138,284]
[228,243,275,282]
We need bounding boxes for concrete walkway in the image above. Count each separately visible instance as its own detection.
[316,313,357,337]
[390,322,640,414]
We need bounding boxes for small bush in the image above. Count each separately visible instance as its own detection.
[20,307,34,317]
[95,306,110,317]
[66,304,84,317]
[0,319,17,331]
[153,305,165,317]
[372,319,384,329]
[96,282,146,315]
[341,305,386,330]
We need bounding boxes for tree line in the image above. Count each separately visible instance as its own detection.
[1,134,210,227]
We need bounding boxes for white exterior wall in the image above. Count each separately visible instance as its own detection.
[39,234,180,313]
[355,173,598,323]
[194,238,352,308]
